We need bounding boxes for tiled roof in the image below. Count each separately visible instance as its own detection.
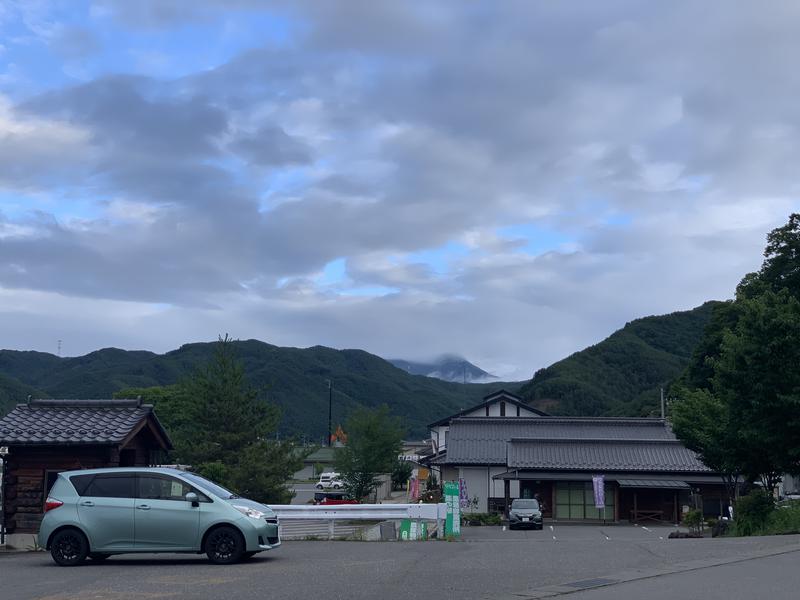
[507,439,711,473]
[0,399,171,447]
[444,417,677,464]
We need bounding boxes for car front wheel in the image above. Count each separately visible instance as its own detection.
[50,528,89,567]
[205,526,245,565]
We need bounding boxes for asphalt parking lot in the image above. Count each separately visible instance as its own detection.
[2,525,799,600]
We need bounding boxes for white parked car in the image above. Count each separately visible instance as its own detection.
[315,472,344,489]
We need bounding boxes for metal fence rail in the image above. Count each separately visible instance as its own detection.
[270,503,447,540]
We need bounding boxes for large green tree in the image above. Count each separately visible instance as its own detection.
[672,214,800,492]
[334,405,405,501]
[118,336,306,504]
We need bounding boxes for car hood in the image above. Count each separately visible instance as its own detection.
[224,497,277,518]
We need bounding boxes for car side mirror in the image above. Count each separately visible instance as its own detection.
[185,492,199,507]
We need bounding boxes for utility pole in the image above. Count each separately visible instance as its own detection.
[660,388,665,420]
[327,379,333,447]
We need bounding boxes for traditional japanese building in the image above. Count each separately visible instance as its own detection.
[0,398,172,548]
[426,392,726,523]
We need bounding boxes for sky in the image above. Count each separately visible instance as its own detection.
[1,1,799,380]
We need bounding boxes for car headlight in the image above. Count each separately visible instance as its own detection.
[233,505,266,519]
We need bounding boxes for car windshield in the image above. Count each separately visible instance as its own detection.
[512,499,540,510]
[180,472,239,499]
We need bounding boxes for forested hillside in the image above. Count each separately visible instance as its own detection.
[0,341,506,439]
[519,302,720,416]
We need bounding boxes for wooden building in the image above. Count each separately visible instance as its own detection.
[427,409,727,523]
[0,398,172,548]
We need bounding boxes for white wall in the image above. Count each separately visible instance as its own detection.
[431,425,449,452]
[458,466,489,513]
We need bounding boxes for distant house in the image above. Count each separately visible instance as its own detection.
[424,392,727,523]
[293,447,337,480]
[0,399,172,548]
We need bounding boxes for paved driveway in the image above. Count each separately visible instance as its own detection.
[1,526,798,600]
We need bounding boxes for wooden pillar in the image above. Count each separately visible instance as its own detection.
[504,479,511,519]
[674,491,679,525]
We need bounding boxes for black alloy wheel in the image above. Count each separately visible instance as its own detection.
[50,529,88,567]
[205,526,245,564]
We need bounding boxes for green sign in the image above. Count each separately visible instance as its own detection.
[444,481,461,537]
[399,519,428,541]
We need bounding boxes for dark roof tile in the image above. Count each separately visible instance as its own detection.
[0,399,171,447]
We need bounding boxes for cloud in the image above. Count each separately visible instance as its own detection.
[1,1,799,379]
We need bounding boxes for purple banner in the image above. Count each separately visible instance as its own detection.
[592,475,605,509]
[459,478,469,509]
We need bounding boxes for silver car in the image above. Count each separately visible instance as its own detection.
[39,467,280,566]
[508,498,543,530]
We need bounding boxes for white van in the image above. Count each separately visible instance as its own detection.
[315,472,343,489]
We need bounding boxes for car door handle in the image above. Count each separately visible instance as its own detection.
[79,500,95,507]
[136,504,151,510]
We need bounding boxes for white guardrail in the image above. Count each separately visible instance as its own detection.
[270,503,448,540]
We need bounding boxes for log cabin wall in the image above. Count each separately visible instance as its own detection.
[3,445,120,534]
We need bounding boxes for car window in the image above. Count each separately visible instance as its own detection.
[69,474,95,496]
[512,499,540,510]
[138,475,195,501]
[84,474,136,498]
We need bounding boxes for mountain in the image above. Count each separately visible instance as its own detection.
[388,355,496,383]
[518,302,721,417]
[0,341,508,439]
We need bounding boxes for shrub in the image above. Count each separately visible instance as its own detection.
[463,512,502,526]
[682,509,703,534]
[733,490,775,536]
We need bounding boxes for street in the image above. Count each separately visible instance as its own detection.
[1,526,799,600]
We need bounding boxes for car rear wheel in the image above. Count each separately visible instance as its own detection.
[205,526,245,565]
[315,484,323,489]
[50,528,88,567]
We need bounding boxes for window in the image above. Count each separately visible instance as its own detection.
[500,401,506,416]
[84,474,136,498]
[516,405,520,417]
[555,482,615,520]
[485,405,489,416]
[138,475,194,501]
[70,474,95,496]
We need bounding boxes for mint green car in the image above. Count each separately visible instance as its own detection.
[39,467,280,566]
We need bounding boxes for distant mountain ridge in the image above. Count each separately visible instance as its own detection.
[519,302,721,417]
[0,341,505,439]
[0,302,720,437]
[388,355,497,383]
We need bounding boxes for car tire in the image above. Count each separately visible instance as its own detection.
[315,484,323,489]
[205,526,245,565]
[50,528,89,567]
[333,484,341,489]
[88,553,110,562]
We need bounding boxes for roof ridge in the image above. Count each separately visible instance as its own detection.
[509,437,679,444]
[26,398,144,409]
